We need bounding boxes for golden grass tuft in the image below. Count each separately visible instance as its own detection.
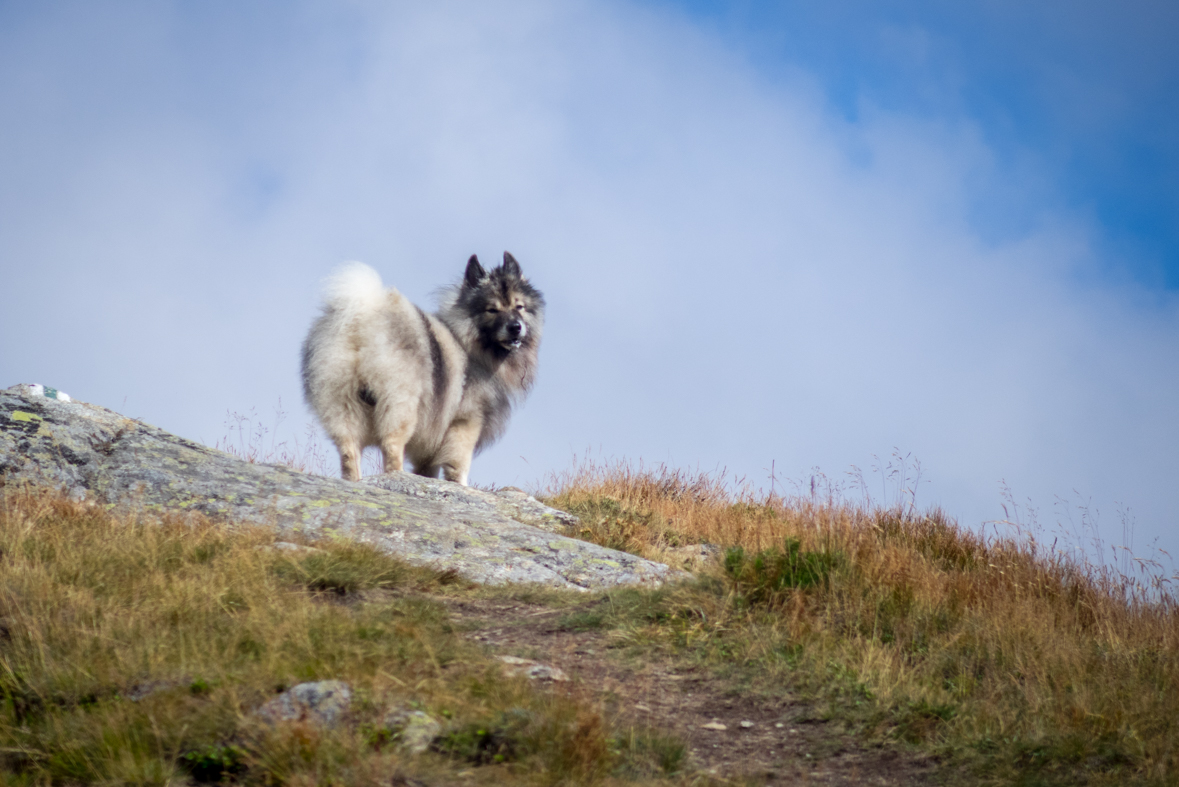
[541,458,1179,785]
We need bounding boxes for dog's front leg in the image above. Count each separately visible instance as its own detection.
[437,419,481,486]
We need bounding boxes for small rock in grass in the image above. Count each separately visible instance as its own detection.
[255,680,351,726]
[384,708,442,753]
[701,721,727,731]
[498,655,569,681]
[740,720,755,729]
[662,543,722,569]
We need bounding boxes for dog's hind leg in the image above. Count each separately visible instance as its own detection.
[380,437,406,474]
[376,408,416,477]
[436,418,481,486]
[337,438,363,482]
[322,406,367,482]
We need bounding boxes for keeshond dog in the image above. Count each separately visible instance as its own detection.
[301,252,544,485]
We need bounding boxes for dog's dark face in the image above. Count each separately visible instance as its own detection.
[459,252,545,357]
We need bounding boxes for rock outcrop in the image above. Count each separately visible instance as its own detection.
[0,384,681,590]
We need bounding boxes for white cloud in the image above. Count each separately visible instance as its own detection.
[1,0,1175,560]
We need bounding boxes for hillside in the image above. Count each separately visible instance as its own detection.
[541,461,1179,785]
[2,387,1176,785]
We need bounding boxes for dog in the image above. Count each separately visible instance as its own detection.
[301,252,544,485]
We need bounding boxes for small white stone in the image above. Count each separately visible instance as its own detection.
[701,721,727,731]
[499,656,531,665]
[526,664,569,681]
[740,720,755,729]
[498,655,568,681]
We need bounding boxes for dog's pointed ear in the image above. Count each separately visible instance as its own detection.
[502,251,522,279]
[464,255,487,288]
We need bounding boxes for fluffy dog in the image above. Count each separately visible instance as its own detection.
[301,252,544,484]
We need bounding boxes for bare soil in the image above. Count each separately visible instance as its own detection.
[440,594,943,785]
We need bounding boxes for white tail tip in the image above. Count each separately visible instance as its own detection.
[321,261,385,311]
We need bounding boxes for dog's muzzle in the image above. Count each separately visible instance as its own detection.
[502,319,526,349]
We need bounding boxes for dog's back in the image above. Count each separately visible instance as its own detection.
[301,263,465,480]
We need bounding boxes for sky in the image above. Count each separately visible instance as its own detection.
[1,1,1176,569]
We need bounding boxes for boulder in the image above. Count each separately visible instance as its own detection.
[0,384,683,590]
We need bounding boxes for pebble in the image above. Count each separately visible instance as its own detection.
[739,720,755,728]
[498,655,569,681]
[701,721,727,731]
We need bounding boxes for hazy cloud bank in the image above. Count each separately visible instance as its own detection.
[1,1,1175,559]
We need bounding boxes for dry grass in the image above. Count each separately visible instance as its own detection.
[216,404,335,475]
[6,444,1176,785]
[0,490,674,786]
[541,458,1179,785]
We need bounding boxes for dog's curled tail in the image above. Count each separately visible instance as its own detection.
[320,261,387,315]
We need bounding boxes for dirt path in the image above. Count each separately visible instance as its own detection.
[441,595,942,785]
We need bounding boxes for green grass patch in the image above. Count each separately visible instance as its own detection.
[723,538,842,605]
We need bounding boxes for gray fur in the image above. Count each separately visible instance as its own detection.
[301,253,545,485]
[415,305,449,414]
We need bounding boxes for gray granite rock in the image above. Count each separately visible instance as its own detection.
[256,680,352,726]
[0,384,682,590]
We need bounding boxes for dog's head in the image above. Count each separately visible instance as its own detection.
[458,252,545,357]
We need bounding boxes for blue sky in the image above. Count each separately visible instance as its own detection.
[661,0,1179,289]
[1,1,1176,570]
